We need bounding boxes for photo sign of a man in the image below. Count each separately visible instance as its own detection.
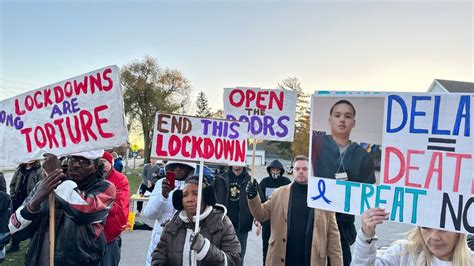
[310,96,383,266]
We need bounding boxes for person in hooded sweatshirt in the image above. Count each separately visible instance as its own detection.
[258,159,291,265]
[151,175,241,266]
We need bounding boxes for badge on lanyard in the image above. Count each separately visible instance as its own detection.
[335,172,348,180]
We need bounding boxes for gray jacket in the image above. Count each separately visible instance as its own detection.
[141,163,161,185]
[9,165,42,199]
[151,205,241,266]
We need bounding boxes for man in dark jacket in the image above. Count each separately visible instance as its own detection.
[0,174,11,262]
[8,160,43,252]
[259,159,291,264]
[213,166,262,264]
[8,150,116,266]
[311,99,376,266]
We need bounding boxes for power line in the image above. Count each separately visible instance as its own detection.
[0,84,34,90]
[0,78,40,87]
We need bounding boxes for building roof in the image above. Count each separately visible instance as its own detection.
[434,79,474,93]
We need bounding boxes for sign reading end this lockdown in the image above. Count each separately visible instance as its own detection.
[223,87,297,141]
[0,66,128,167]
[151,113,248,166]
[308,93,474,234]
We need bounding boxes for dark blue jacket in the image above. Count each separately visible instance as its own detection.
[311,133,376,245]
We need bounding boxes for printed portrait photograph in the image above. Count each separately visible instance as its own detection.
[309,94,385,185]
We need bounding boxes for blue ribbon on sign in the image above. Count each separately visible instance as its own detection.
[311,179,331,204]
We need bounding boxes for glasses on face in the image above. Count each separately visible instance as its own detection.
[69,157,93,166]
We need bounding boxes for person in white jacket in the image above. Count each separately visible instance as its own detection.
[143,161,196,266]
[353,207,474,265]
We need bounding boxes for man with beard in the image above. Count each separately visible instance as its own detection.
[258,159,291,264]
[247,155,342,266]
[213,165,263,264]
[143,161,196,266]
[8,150,116,266]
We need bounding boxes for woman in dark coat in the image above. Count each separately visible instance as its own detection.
[152,175,241,266]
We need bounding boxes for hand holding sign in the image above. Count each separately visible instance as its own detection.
[28,168,64,212]
[361,208,389,238]
[246,179,258,199]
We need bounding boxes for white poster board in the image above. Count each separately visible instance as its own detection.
[308,93,474,234]
[150,113,248,166]
[223,87,297,141]
[0,66,128,167]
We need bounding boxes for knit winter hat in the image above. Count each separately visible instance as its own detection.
[102,151,113,164]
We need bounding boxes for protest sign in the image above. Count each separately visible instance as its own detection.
[0,66,129,167]
[150,113,248,166]
[223,87,297,141]
[308,93,474,234]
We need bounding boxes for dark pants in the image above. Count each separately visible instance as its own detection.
[137,183,154,212]
[100,237,121,266]
[262,222,271,265]
[341,240,351,266]
[237,232,248,266]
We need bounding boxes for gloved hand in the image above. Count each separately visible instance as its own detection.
[246,179,258,199]
[190,232,205,252]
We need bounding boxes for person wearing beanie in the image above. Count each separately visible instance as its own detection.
[258,159,291,265]
[100,151,130,266]
[151,175,241,265]
[143,161,196,266]
[8,150,116,266]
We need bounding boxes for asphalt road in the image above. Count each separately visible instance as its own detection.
[2,164,413,265]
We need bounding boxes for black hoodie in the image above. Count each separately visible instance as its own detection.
[260,160,291,202]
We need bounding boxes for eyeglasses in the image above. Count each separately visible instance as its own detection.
[69,157,93,166]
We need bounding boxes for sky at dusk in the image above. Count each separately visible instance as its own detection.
[1,0,473,114]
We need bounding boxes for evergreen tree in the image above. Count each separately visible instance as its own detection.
[195,91,212,117]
